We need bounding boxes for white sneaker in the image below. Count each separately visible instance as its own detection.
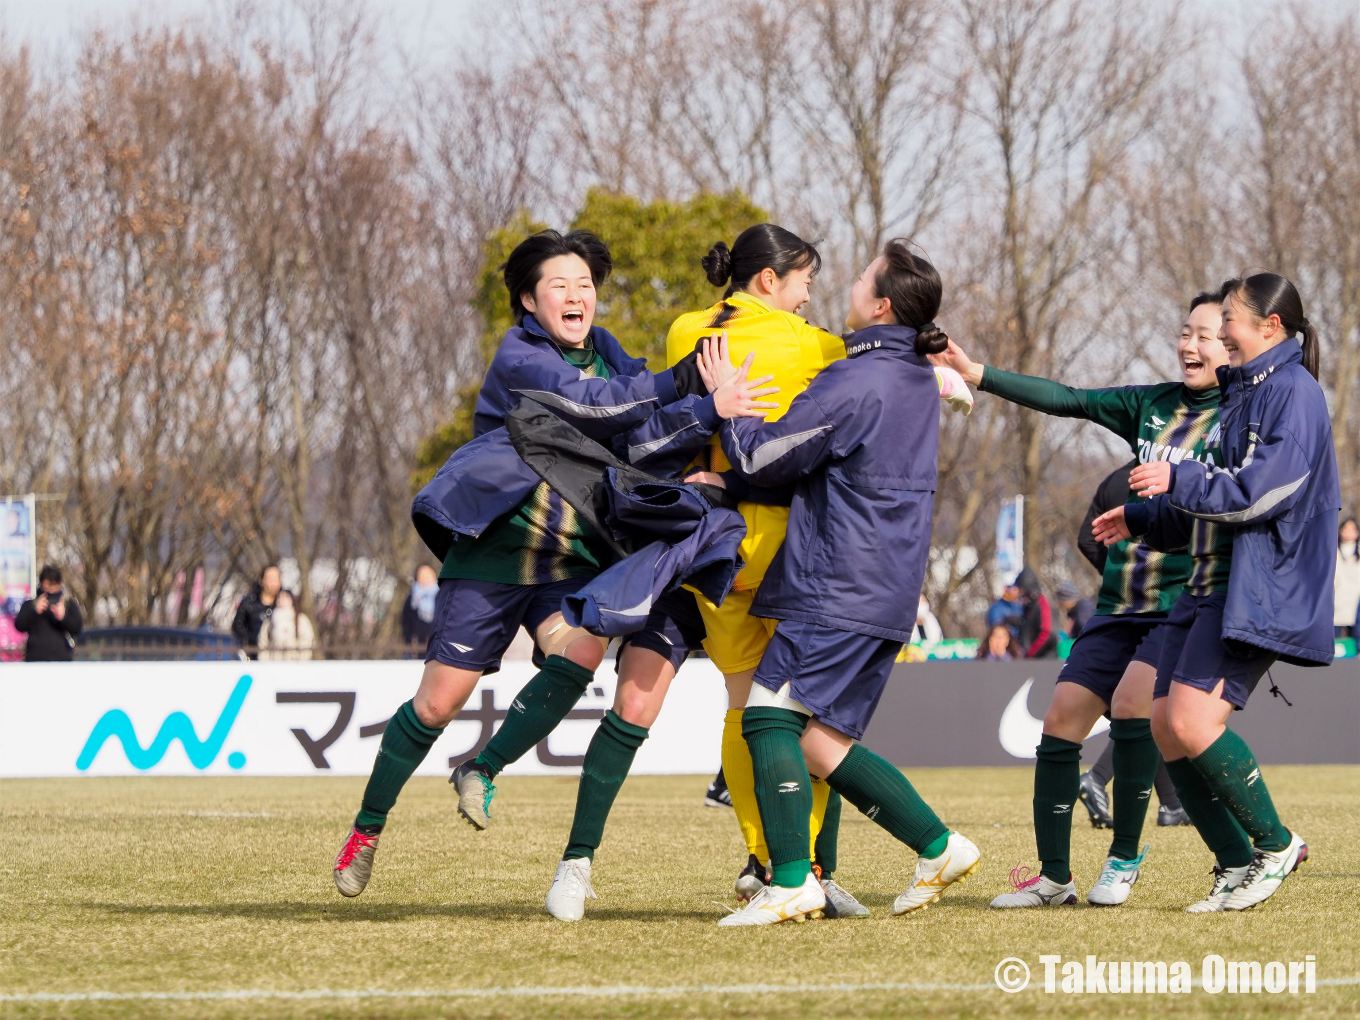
[989,863,1078,908]
[892,832,980,914]
[1223,831,1308,911]
[545,858,597,922]
[1086,845,1148,906]
[1185,863,1250,913]
[717,872,825,927]
[819,875,870,918]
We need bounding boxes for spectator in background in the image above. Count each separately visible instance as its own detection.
[1055,581,1096,639]
[1014,566,1057,658]
[977,622,1023,661]
[258,589,316,660]
[14,564,83,661]
[913,593,943,645]
[401,564,440,649]
[231,564,281,658]
[1336,517,1360,638]
[986,583,1023,631]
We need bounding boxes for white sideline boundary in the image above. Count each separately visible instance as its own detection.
[2,976,1357,1003]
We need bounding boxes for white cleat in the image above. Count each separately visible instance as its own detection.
[819,875,870,918]
[892,832,981,914]
[1223,831,1308,911]
[1185,863,1250,913]
[545,857,597,922]
[718,873,825,927]
[1087,845,1148,906]
[990,863,1078,908]
[333,827,380,898]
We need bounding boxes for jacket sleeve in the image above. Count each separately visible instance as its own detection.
[230,601,250,645]
[1024,596,1053,658]
[718,387,837,488]
[612,394,722,477]
[60,600,83,637]
[1166,417,1313,524]
[503,352,680,441]
[1123,495,1195,552]
[1077,492,1107,574]
[13,599,36,633]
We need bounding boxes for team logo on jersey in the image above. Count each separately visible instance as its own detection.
[1146,415,1166,428]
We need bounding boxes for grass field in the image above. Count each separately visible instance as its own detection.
[3,767,1359,1019]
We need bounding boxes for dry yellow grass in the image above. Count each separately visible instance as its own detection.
[2,767,1358,1019]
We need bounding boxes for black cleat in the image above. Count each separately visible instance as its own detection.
[1078,770,1113,829]
[1158,804,1191,826]
[704,768,732,808]
[734,854,769,901]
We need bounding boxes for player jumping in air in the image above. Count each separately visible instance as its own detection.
[1094,273,1338,911]
[936,291,1231,908]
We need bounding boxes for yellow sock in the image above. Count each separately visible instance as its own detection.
[722,709,768,861]
[809,776,830,859]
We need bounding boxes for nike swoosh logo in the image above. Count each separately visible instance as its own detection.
[998,680,1110,759]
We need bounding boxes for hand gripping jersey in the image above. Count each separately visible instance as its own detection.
[979,369,1232,614]
[665,292,845,591]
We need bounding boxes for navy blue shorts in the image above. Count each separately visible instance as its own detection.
[426,577,588,674]
[617,588,706,673]
[753,620,901,740]
[1057,614,1167,703]
[1154,591,1275,710]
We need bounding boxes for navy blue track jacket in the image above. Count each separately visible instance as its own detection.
[1126,339,1340,665]
[719,324,940,642]
[412,317,725,560]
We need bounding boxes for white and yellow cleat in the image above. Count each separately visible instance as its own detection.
[892,831,980,914]
[718,872,825,927]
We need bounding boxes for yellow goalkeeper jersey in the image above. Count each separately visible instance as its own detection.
[665,291,845,590]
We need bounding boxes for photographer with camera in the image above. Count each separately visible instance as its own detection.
[14,565,83,662]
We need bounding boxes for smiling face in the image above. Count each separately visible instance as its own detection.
[1219,288,1284,369]
[765,265,815,315]
[845,256,891,331]
[1178,301,1229,390]
[520,253,596,347]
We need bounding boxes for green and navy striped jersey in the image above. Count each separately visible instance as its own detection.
[980,369,1231,614]
[440,342,614,586]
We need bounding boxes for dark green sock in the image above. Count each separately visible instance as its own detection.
[1109,718,1158,860]
[1191,730,1290,852]
[355,700,445,830]
[563,711,649,862]
[475,655,594,776]
[1164,757,1253,868]
[826,744,948,855]
[742,707,812,888]
[1033,733,1082,883]
[814,789,842,875]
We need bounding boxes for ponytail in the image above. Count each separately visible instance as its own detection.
[1223,273,1320,380]
[1300,320,1320,380]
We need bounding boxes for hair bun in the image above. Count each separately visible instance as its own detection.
[914,321,948,356]
[702,241,732,287]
